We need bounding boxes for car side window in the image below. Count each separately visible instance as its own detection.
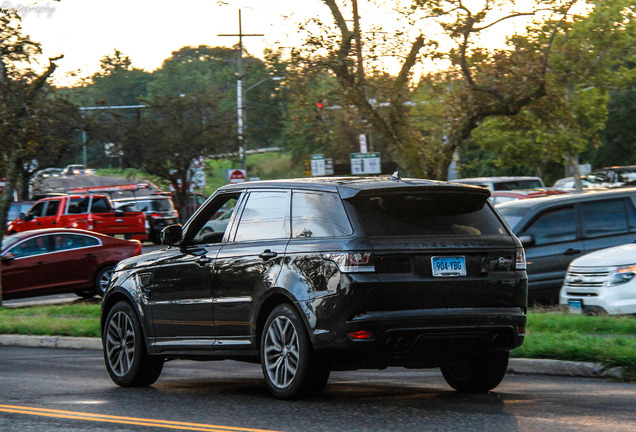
[68,197,89,214]
[53,234,99,251]
[582,199,630,237]
[44,200,61,217]
[190,194,240,244]
[234,191,291,242]
[292,191,352,238]
[523,206,576,245]
[10,236,51,258]
[90,197,111,213]
[27,202,46,218]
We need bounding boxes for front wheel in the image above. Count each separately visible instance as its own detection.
[260,304,330,399]
[103,301,163,387]
[441,351,510,393]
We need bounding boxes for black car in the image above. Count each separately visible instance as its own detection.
[113,196,178,244]
[101,176,528,399]
[496,187,636,303]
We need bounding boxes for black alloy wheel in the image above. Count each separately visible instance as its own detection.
[103,301,163,387]
[260,304,330,399]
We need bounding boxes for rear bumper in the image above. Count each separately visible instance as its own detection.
[306,305,526,370]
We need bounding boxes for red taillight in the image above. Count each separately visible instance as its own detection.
[518,325,526,336]
[149,213,163,220]
[321,252,375,273]
[516,248,527,270]
[133,241,142,255]
[348,330,373,340]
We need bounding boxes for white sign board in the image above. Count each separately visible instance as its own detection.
[351,152,381,175]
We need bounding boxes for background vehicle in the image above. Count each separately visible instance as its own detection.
[489,189,567,205]
[6,201,34,227]
[560,243,636,315]
[1,228,142,299]
[61,164,94,176]
[101,177,527,399]
[497,188,636,303]
[453,176,544,191]
[6,194,147,241]
[114,196,178,244]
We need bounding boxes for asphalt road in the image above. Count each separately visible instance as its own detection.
[1,346,635,432]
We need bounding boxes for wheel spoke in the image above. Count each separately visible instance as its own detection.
[105,311,135,377]
[263,314,300,389]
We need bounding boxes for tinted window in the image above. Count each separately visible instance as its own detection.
[53,234,99,251]
[497,206,531,231]
[45,200,60,217]
[10,236,51,258]
[68,197,89,214]
[28,202,46,218]
[493,180,543,191]
[235,191,290,242]
[292,191,352,238]
[351,192,506,237]
[90,197,111,213]
[523,206,576,245]
[582,199,631,237]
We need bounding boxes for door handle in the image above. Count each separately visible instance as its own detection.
[564,248,581,256]
[259,249,278,261]
[195,256,213,266]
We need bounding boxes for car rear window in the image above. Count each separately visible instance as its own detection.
[350,192,507,237]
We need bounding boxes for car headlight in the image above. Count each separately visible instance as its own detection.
[609,265,636,286]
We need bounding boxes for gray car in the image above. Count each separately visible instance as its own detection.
[497,188,636,303]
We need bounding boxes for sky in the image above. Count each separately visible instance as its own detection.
[10,0,335,85]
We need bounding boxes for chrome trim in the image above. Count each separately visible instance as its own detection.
[215,339,251,346]
[151,298,215,306]
[154,339,215,347]
[213,296,252,304]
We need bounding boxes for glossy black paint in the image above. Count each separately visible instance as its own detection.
[102,177,527,371]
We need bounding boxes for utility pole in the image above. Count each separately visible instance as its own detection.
[219,10,263,170]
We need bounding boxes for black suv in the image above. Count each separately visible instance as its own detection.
[101,176,527,399]
[113,196,178,244]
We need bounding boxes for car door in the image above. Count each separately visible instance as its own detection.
[1,235,53,297]
[213,190,291,348]
[518,205,584,301]
[44,233,100,290]
[580,198,636,253]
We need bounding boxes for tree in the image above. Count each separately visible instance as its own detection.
[0,8,65,303]
[118,91,235,220]
[470,0,636,189]
[300,0,580,179]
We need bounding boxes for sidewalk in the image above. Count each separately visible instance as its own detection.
[0,334,625,380]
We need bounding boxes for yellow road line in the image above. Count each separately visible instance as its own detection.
[0,404,283,432]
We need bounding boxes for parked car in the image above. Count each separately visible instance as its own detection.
[61,164,94,176]
[101,176,527,399]
[496,188,636,303]
[453,176,545,191]
[6,194,147,241]
[1,228,142,299]
[489,189,567,205]
[113,196,178,244]
[560,243,636,315]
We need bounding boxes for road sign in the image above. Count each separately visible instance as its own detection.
[228,169,247,184]
[351,152,381,175]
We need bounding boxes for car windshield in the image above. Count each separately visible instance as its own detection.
[496,206,531,231]
[137,199,174,212]
[350,192,507,236]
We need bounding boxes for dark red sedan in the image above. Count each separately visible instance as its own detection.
[1,228,142,299]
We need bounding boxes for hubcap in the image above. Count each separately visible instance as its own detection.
[105,311,135,377]
[263,316,300,389]
[98,268,114,294]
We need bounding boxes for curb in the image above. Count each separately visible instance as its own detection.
[0,334,625,380]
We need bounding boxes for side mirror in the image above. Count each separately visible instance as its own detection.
[161,224,182,246]
[517,235,535,247]
[1,252,16,262]
[19,212,30,221]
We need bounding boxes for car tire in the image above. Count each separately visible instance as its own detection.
[94,265,115,297]
[260,304,330,399]
[441,351,509,393]
[103,301,163,387]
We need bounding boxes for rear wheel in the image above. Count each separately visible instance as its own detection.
[441,351,509,393]
[260,304,330,399]
[103,301,163,387]
[94,265,115,297]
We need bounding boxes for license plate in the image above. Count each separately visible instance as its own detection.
[568,299,583,314]
[432,256,466,277]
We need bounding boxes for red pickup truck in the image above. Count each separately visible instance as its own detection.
[6,194,148,241]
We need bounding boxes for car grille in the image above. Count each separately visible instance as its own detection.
[563,266,611,296]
